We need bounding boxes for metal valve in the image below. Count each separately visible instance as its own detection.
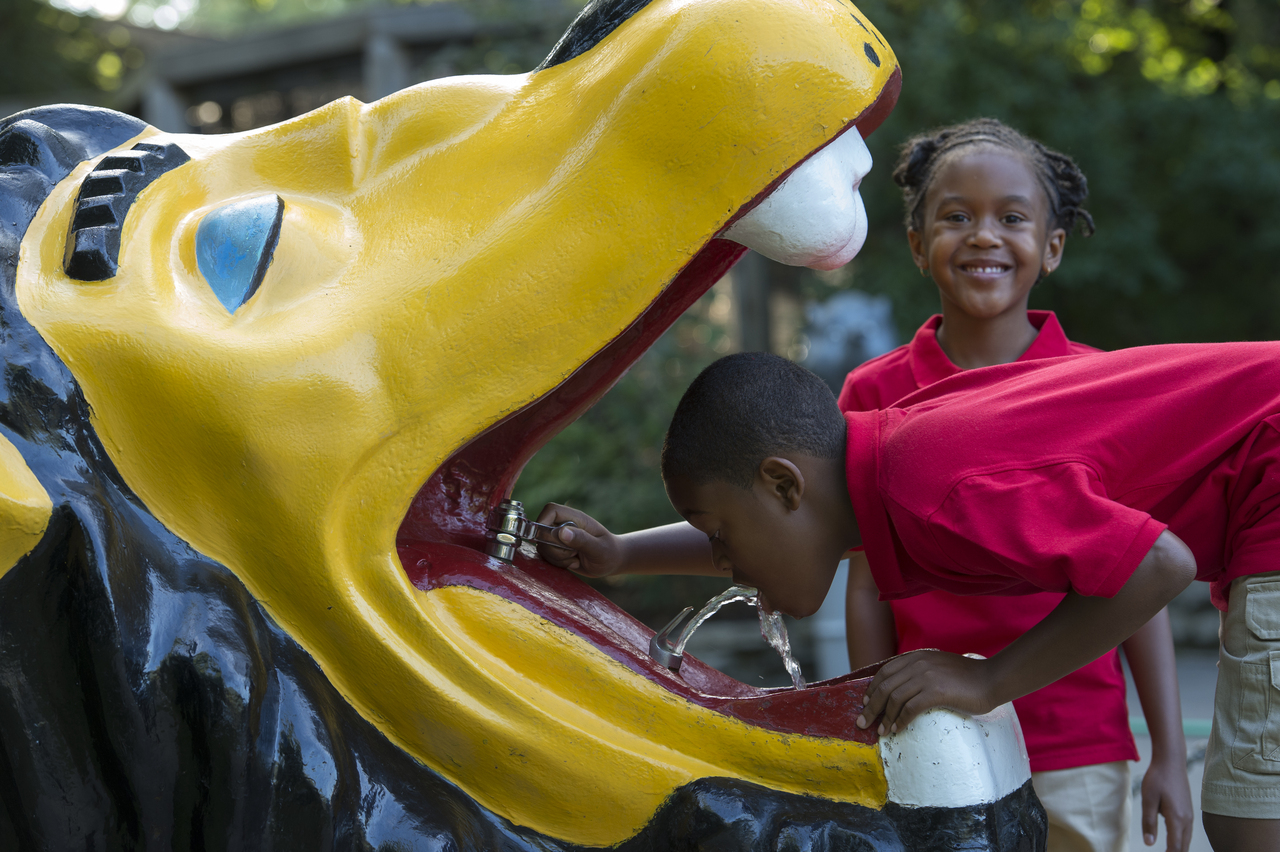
[486,499,576,562]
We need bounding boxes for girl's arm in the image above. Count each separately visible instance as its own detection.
[1123,610,1193,852]
[857,530,1198,734]
[846,551,898,668]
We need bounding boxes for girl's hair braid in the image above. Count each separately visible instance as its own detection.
[892,117,1095,237]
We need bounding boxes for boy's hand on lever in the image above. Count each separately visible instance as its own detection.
[535,511,719,578]
[535,503,624,578]
[857,651,999,735]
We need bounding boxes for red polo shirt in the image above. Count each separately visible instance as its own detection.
[838,312,1098,410]
[840,312,1133,771]
[846,341,1280,610]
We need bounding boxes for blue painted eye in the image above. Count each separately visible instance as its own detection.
[195,194,283,313]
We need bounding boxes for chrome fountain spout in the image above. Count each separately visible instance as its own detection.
[649,584,759,671]
[648,584,805,691]
[648,607,699,670]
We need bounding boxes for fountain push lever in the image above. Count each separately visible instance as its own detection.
[486,499,577,562]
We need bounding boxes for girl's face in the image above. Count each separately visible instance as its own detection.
[907,147,1066,322]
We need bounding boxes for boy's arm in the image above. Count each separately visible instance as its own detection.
[535,503,722,577]
[858,529,1197,734]
[1123,609,1193,852]
[846,551,898,668]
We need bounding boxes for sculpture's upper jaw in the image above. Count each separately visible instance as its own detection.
[16,0,899,576]
[13,0,899,842]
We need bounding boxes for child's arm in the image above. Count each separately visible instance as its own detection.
[1123,609,1193,852]
[857,529,1197,735]
[846,551,898,668]
[534,503,723,578]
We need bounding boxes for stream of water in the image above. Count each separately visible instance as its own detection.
[758,605,806,691]
[677,583,806,690]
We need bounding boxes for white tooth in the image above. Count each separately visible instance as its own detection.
[723,126,872,270]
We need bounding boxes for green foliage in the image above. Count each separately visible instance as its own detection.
[2,0,114,96]
[847,0,1280,350]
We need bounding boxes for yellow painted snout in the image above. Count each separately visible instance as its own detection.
[17,0,899,843]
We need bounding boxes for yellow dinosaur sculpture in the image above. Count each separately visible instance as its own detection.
[12,0,902,844]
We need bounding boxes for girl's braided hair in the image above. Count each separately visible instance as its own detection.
[892,117,1095,237]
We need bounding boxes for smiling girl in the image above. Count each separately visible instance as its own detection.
[839,118,1192,852]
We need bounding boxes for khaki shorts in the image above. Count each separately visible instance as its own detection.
[1031,761,1131,852]
[1203,572,1280,818]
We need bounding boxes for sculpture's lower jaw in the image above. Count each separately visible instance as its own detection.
[390,538,892,844]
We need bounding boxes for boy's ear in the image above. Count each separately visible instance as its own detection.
[757,457,804,511]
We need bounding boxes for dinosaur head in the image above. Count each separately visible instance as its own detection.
[12,0,900,843]
[18,0,897,582]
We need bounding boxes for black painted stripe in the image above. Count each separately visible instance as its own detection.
[536,0,656,70]
[63,141,189,282]
[884,781,1047,852]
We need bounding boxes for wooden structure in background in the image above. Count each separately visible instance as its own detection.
[118,1,570,132]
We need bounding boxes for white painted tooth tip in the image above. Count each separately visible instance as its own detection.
[880,703,1031,808]
[723,127,871,268]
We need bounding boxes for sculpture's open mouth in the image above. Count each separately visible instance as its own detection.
[398,71,899,556]
[393,69,900,735]
[8,2,1040,843]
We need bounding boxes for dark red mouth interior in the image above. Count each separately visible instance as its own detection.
[392,71,900,735]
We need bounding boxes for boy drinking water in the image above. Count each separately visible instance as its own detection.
[538,346,1280,852]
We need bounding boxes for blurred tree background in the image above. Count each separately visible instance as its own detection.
[4,0,1279,629]
[3,0,120,97]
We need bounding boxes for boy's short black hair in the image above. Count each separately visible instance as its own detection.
[661,353,846,488]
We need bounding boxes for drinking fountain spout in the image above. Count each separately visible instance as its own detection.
[649,607,698,671]
[647,584,759,673]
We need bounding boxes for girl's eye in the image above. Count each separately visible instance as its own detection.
[942,211,968,223]
[1001,213,1027,225]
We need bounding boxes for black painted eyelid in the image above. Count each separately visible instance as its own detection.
[63,141,190,282]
